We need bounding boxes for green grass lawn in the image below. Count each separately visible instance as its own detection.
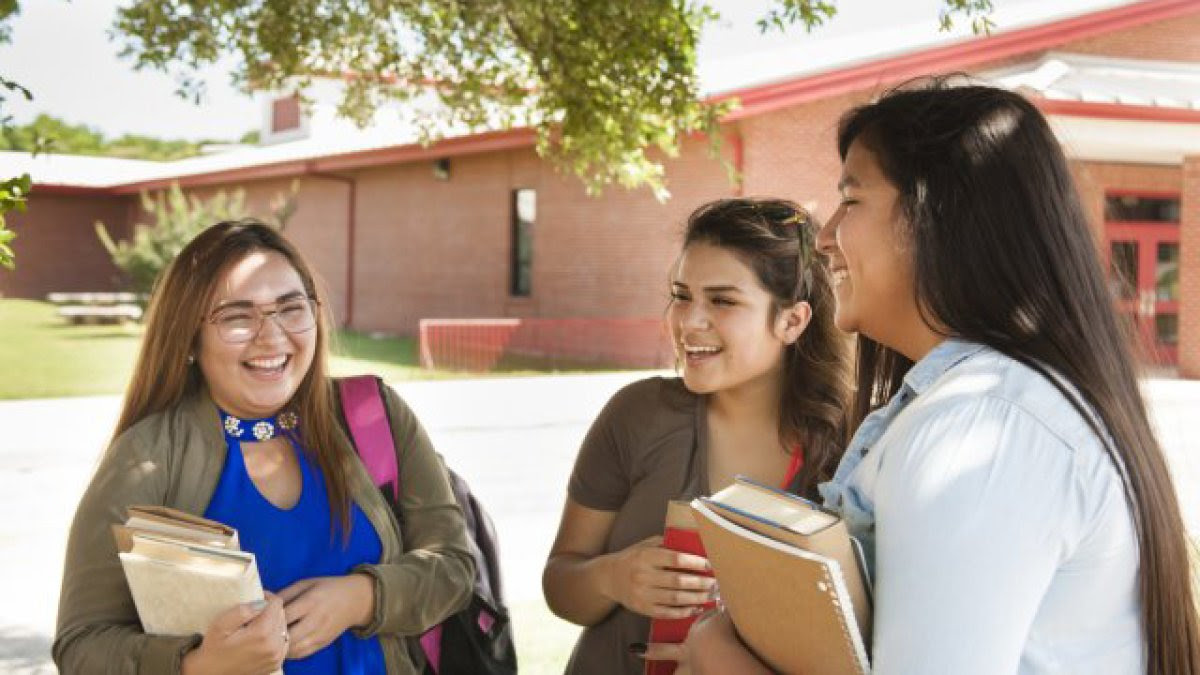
[0,299,618,399]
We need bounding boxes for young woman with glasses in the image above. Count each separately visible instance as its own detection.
[54,220,475,675]
[543,198,851,675]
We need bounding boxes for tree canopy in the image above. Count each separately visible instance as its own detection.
[114,0,993,199]
[0,113,253,161]
[0,0,993,268]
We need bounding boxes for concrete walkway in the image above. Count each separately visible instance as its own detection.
[1,372,1198,674]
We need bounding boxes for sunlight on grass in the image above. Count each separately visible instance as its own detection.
[0,299,143,399]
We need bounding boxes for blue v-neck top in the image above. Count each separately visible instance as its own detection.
[205,432,385,674]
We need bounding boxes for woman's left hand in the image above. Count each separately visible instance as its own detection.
[678,608,772,675]
[278,573,376,659]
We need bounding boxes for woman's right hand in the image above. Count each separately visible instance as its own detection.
[605,535,716,619]
[181,593,289,675]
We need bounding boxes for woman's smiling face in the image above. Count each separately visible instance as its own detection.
[668,241,804,396]
[817,138,920,346]
[196,249,317,419]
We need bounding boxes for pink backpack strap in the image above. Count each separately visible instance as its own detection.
[339,375,446,673]
[338,376,400,501]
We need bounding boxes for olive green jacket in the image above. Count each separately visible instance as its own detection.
[53,383,475,674]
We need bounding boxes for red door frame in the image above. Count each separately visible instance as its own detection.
[1103,189,1181,366]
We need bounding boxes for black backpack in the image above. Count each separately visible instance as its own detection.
[338,376,518,675]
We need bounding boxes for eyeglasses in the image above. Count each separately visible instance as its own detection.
[206,295,319,344]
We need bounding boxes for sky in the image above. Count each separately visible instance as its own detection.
[0,0,1129,143]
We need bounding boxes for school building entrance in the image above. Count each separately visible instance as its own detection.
[1106,192,1181,367]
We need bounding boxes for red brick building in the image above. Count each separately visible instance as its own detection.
[4,0,1199,375]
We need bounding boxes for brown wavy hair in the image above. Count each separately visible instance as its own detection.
[839,78,1200,672]
[111,219,356,531]
[681,198,851,498]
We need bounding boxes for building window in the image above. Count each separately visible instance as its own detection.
[510,188,535,297]
[1104,194,1180,223]
[1157,242,1180,302]
[1156,314,1179,345]
[271,96,301,134]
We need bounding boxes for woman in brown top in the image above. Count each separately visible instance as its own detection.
[542,198,851,675]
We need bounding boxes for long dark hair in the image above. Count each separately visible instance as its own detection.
[838,79,1199,672]
[113,219,357,531]
[682,198,851,497]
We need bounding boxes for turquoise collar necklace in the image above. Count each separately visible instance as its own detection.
[219,409,299,441]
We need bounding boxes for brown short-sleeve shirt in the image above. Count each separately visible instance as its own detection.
[564,376,711,675]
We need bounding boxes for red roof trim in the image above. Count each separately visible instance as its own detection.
[721,0,1200,121]
[111,127,538,193]
[28,183,120,197]
[1035,98,1200,124]
[113,160,312,194]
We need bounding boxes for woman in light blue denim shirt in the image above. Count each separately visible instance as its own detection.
[679,79,1200,674]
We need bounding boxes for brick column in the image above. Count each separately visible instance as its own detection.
[1180,156,1200,379]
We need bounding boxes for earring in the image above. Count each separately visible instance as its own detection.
[186,354,195,365]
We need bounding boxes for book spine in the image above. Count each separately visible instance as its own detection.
[644,527,716,675]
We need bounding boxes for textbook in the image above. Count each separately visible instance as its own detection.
[690,477,872,675]
[644,501,716,675]
[112,506,266,637]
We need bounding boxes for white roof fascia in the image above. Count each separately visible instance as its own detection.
[1050,115,1200,165]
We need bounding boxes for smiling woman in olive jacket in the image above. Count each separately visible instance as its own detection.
[54,220,474,675]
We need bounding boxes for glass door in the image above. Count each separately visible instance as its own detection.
[1105,192,1181,367]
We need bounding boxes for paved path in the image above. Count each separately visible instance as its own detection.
[1,373,1198,674]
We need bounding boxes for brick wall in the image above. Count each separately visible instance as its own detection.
[345,140,735,336]
[350,151,522,335]
[1181,157,1200,378]
[1060,11,1200,61]
[1070,161,1181,238]
[740,92,866,222]
[187,177,352,324]
[0,192,135,299]
[532,140,734,322]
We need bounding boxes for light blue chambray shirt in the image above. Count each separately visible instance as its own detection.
[820,339,1144,674]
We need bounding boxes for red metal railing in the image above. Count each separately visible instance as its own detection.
[418,318,673,372]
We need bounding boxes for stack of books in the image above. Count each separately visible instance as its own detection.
[113,506,266,637]
[690,477,873,675]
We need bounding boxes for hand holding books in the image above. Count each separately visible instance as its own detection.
[605,533,715,622]
[113,506,287,675]
[642,502,718,675]
[181,596,289,675]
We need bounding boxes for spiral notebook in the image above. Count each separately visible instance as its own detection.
[690,477,872,675]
